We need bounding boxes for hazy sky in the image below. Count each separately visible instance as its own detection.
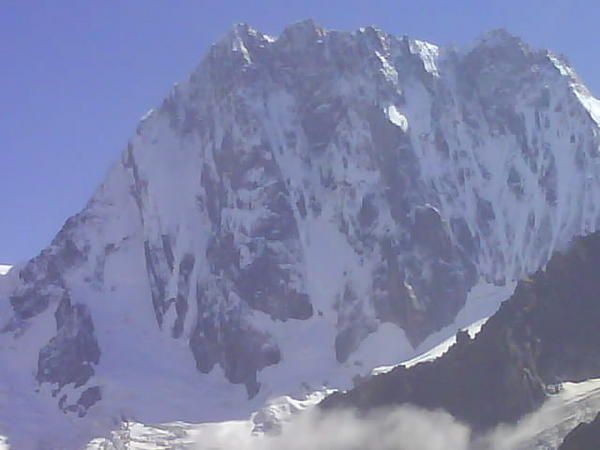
[1,0,599,263]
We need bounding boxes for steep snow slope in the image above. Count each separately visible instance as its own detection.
[2,21,600,449]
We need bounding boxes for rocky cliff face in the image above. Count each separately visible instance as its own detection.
[2,20,600,449]
[322,231,600,432]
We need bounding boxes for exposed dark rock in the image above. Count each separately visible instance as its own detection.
[9,215,87,321]
[367,105,415,224]
[190,285,282,397]
[161,234,176,272]
[357,194,378,229]
[540,154,558,206]
[507,166,524,197]
[322,231,600,432]
[371,239,419,341]
[412,205,452,259]
[200,163,224,227]
[370,213,477,348]
[236,247,313,321]
[450,217,479,257]
[476,195,495,234]
[9,288,53,321]
[335,286,376,363]
[250,184,297,241]
[62,386,103,418]
[144,239,173,327]
[559,412,600,450]
[296,193,307,219]
[37,293,101,390]
[172,254,195,338]
[205,231,312,322]
[301,98,346,153]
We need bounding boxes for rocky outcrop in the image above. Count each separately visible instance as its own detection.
[37,293,100,389]
[190,283,282,398]
[559,412,600,450]
[322,231,600,431]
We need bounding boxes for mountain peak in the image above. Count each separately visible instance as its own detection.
[214,22,272,50]
[277,18,326,50]
[464,28,533,60]
[281,18,324,38]
[476,28,523,47]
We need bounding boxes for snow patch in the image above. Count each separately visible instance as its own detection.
[386,105,408,131]
[409,40,440,77]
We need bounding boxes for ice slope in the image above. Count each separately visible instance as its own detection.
[3,21,600,449]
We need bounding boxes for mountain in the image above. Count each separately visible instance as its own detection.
[321,231,600,434]
[2,20,600,449]
[0,265,11,276]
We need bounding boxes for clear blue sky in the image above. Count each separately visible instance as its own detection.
[1,0,599,263]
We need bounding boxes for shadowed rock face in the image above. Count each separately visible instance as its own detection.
[322,231,600,432]
[190,284,282,398]
[559,412,600,450]
[4,212,102,417]
[9,216,88,321]
[37,292,102,416]
[37,294,100,388]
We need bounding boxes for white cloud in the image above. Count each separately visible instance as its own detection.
[190,406,471,450]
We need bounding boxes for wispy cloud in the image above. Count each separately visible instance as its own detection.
[188,397,587,450]
[190,406,471,450]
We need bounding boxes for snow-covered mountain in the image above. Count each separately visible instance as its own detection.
[2,20,600,448]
